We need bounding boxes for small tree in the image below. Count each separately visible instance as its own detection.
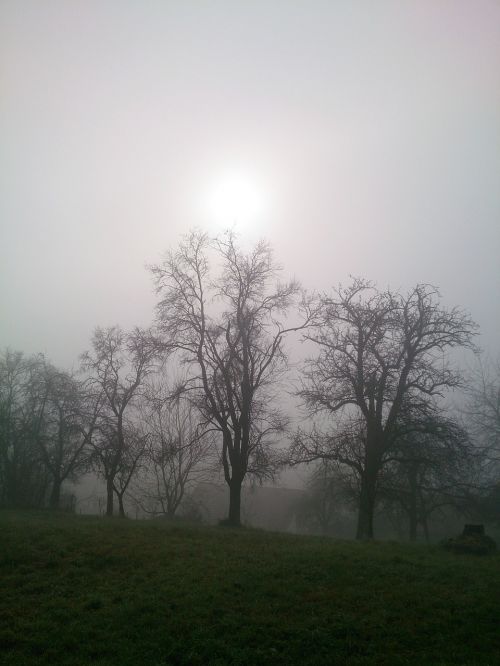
[81,326,156,516]
[111,424,147,518]
[151,231,311,526]
[36,366,100,509]
[293,279,477,539]
[134,382,212,518]
[295,460,354,536]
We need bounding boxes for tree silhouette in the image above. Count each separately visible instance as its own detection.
[151,231,311,526]
[291,279,477,539]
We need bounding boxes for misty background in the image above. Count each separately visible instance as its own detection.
[1,0,499,369]
[3,7,500,663]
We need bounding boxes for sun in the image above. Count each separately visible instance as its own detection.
[203,170,267,231]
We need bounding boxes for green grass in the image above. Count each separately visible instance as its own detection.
[1,511,499,665]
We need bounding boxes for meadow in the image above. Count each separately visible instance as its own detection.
[1,511,499,665]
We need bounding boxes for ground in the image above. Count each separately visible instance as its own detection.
[1,511,499,665]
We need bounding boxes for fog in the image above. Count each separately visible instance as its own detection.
[1,0,499,369]
[4,8,500,665]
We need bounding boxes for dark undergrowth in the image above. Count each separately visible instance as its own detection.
[1,510,499,665]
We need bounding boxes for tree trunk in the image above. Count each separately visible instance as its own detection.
[117,493,126,518]
[227,478,242,527]
[106,477,114,516]
[356,471,376,540]
[356,490,374,539]
[49,477,61,510]
[356,428,382,540]
[356,475,375,540]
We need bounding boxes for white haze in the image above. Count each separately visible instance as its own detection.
[1,0,499,368]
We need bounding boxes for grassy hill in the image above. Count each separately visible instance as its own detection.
[1,511,499,665]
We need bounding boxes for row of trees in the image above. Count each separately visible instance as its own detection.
[0,351,94,509]
[0,337,210,518]
[1,231,499,539]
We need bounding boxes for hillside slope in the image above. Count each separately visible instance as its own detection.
[1,511,499,665]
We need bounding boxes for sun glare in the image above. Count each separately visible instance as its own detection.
[204,170,267,231]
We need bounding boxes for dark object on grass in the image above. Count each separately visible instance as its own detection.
[442,525,497,555]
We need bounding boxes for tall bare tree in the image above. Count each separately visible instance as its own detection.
[81,326,157,516]
[292,279,477,539]
[151,231,311,526]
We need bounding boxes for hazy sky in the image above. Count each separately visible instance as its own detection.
[1,0,499,368]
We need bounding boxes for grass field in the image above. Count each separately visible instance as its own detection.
[0,511,499,665]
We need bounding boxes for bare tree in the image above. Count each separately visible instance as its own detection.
[111,424,148,518]
[465,357,500,524]
[35,365,101,509]
[292,279,477,539]
[467,357,500,463]
[378,415,474,541]
[294,459,354,536]
[151,231,311,526]
[133,382,212,518]
[81,326,157,516]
